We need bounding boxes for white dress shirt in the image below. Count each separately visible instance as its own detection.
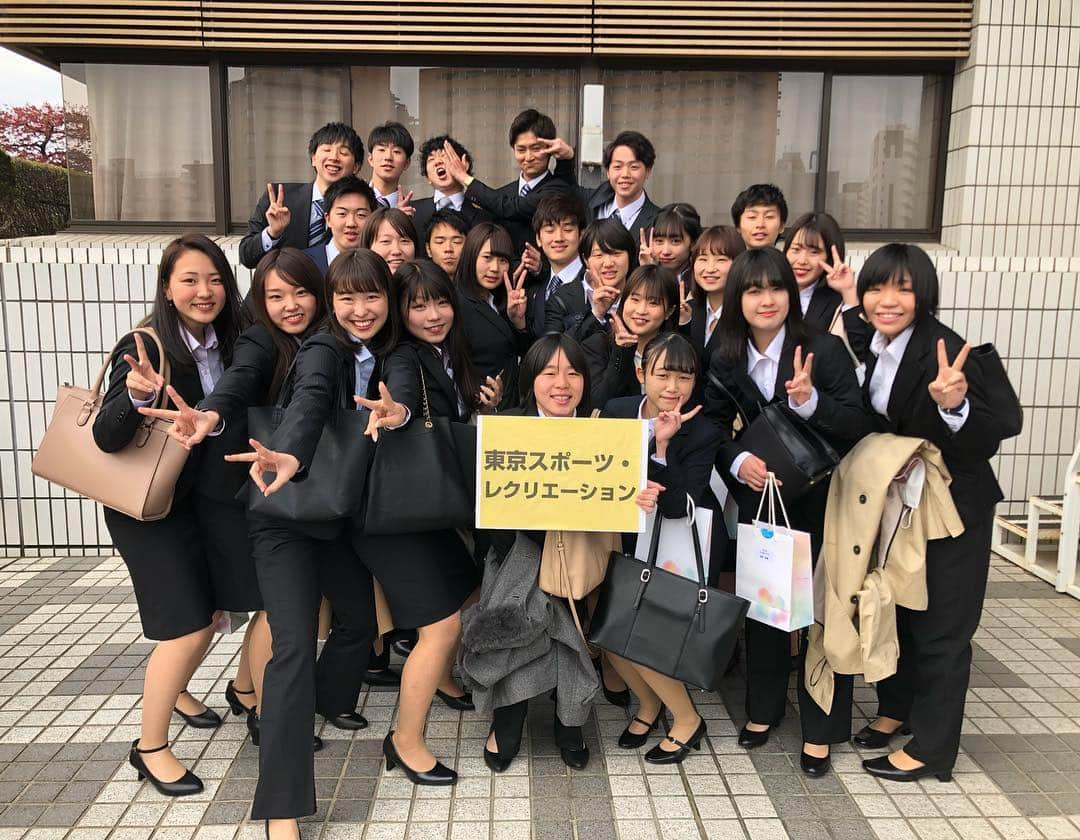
[637,397,667,466]
[704,299,722,344]
[262,184,324,252]
[799,284,815,315]
[371,182,398,208]
[547,256,583,298]
[729,326,819,482]
[433,190,465,212]
[518,172,546,196]
[325,239,341,265]
[868,325,969,431]
[599,191,647,230]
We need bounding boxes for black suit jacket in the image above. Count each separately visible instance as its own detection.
[582,333,641,410]
[684,300,724,381]
[863,316,1004,522]
[458,293,529,411]
[239,181,320,270]
[302,243,330,277]
[580,182,660,243]
[411,196,493,243]
[464,158,576,255]
[386,340,469,423]
[526,263,586,340]
[542,278,609,347]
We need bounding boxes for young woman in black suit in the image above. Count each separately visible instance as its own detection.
[141,248,368,743]
[93,234,253,797]
[853,244,1006,783]
[704,247,873,777]
[601,333,720,763]
[360,207,419,275]
[225,249,404,840]
[684,225,746,377]
[639,202,702,295]
[454,222,532,410]
[583,264,679,408]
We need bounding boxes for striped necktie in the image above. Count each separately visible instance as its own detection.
[308,198,326,246]
[546,272,561,300]
[520,182,532,198]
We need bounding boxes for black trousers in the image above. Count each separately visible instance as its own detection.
[249,522,378,820]
[491,697,584,755]
[875,509,993,770]
[744,619,854,745]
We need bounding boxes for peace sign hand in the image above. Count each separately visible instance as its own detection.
[537,137,574,161]
[784,345,815,407]
[654,404,702,452]
[638,228,656,265]
[928,339,970,411]
[520,242,542,275]
[123,332,165,401]
[396,186,416,217]
[224,437,300,496]
[355,382,408,442]
[504,264,529,330]
[610,312,637,348]
[819,245,857,305]
[265,183,291,239]
[589,271,619,320]
[137,385,221,448]
[677,279,693,326]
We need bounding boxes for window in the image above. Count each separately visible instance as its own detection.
[227,66,349,224]
[61,64,216,223]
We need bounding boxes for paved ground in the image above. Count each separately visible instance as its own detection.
[2,553,1080,840]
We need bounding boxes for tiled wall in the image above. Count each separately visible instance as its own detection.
[940,0,1080,257]
[2,236,1079,553]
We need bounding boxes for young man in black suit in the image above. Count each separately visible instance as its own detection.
[441,108,577,255]
[239,122,364,269]
[731,183,787,249]
[581,130,660,242]
[423,209,470,277]
[525,193,588,339]
[367,121,415,212]
[302,176,377,276]
[411,135,492,239]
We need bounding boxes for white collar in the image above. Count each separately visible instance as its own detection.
[615,190,647,215]
[799,283,816,313]
[705,297,722,321]
[180,321,218,354]
[433,189,464,209]
[519,172,546,192]
[747,326,786,368]
[348,335,374,362]
[870,324,915,360]
[371,182,397,206]
[537,406,577,418]
[326,239,341,263]
[311,183,324,203]
[550,256,583,284]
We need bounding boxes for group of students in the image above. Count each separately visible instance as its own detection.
[90,108,1005,839]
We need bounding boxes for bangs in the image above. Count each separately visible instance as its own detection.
[624,265,677,305]
[692,225,745,260]
[651,212,689,240]
[404,267,453,306]
[644,335,698,377]
[328,249,391,297]
[484,227,514,262]
[747,268,787,291]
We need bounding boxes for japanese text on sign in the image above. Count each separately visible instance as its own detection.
[475,416,648,532]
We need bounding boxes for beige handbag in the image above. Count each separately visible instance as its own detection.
[539,530,621,601]
[31,327,190,521]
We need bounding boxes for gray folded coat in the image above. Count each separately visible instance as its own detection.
[458,532,599,727]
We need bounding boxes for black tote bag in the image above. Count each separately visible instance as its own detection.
[709,371,839,501]
[362,366,474,535]
[244,365,373,523]
[589,513,748,691]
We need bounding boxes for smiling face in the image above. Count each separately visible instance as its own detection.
[164,249,226,335]
[785,227,827,290]
[586,244,630,291]
[333,287,388,342]
[652,230,692,271]
[427,222,466,276]
[638,350,695,415]
[263,269,317,336]
[310,141,356,190]
[405,294,454,345]
[537,216,582,272]
[370,220,415,273]
[326,193,372,253]
[862,273,917,339]
[513,130,551,181]
[740,282,789,340]
[693,249,733,296]
[533,348,584,417]
[621,287,673,338]
[738,203,783,248]
[475,239,510,291]
[606,144,650,203]
[367,143,409,187]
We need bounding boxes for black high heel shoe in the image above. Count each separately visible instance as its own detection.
[435,689,475,712]
[129,740,203,797]
[800,748,831,777]
[383,732,457,786]
[225,681,256,716]
[483,727,517,773]
[737,724,771,749]
[173,691,222,729]
[644,717,707,765]
[618,706,667,749]
[862,753,952,783]
[246,710,323,752]
[593,656,630,707]
[852,723,911,749]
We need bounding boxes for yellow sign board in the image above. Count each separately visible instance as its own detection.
[475,415,649,532]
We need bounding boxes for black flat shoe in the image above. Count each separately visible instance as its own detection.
[322,711,369,730]
[800,750,831,777]
[225,681,256,716]
[129,740,203,797]
[383,732,457,786]
[618,706,667,749]
[852,723,911,749]
[862,754,952,783]
[247,711,322,751]
[593,656,631,707]
[560,743,590,770]
[737,725,770,749]
[363,667,401,687]
[435,689,475,712]
[645,718,706,765]
[173,692,222,729]
[483,725,520,773]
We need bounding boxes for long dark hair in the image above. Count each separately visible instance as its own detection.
[718,248,807,362]
[783,211,845,289]
[142,234,246,370]
[394,260,481,415]
[249,247,327,400]
[325,248,400,357]
[613,264,680,346]
[519,333,592,415]
[455,222,514,302]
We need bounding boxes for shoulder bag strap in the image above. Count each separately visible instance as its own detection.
[707,370,751,430]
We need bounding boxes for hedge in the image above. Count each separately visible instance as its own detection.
[0,151,70,238]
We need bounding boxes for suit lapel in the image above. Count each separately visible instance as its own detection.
[805,285,833,328]
[417,343,459,421]
[772,333,797,400]
[288,182,315,248]
[469,293,514,343]
[885,319,934,422]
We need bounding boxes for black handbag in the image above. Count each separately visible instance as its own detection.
[709,371,839,501]
[363,365,474,535]
[971,343,1023,439]
[244,366,373,523]
[588,513,748,691]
